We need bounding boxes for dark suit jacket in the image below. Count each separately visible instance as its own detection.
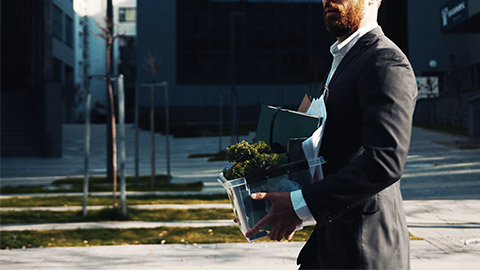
[297,27,417,269]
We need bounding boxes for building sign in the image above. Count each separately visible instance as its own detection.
[416,76,440,100]
[441,0,469,33]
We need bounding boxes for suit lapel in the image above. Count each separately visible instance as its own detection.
[327,27,384,88]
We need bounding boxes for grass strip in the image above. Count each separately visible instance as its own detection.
[409,232,424,241]
[0,194,229,208]
[0,175,203,194]
[0,226,315,249]
[0,208,234,225]
[0,226,422,250]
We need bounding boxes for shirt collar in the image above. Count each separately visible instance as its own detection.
[330,22,379,57]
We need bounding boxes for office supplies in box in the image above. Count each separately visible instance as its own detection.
[254,105,322,153]
[218,157,325,241]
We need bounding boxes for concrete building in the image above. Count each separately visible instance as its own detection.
[411,0,480,131]
[136,0,479,136]
[136,0,333,134]
[136,0,408,137]
[1,0,75,157]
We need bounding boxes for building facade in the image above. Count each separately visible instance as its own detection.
[136,0,409,129]
[410,0,480,131]
[137,0,334,128]
[1,0,74,157]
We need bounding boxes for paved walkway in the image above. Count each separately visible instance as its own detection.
[1,198,479,270]
[0,220,236,231]
[0,124,251,184]
[1,241,479,270]
[1,125,480,269]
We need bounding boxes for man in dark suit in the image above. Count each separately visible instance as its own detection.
[246,0,417,269]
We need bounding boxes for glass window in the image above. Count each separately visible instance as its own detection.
[53,5,63,40]
[176,0,332,85]
[119,7,136,22]
[52,58,62,82]
[65,16,73,47]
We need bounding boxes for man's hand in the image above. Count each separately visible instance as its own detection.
[245,192,302,241]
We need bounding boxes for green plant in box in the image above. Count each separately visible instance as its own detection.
[223,141,280,180]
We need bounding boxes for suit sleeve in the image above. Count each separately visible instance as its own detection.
[301,48,418,226]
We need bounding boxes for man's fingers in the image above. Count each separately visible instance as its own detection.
[286,230,296,241]
[274,227,288,241]
[245,193,271,238]
[273,230,283,241]
[245,214,270,238]
[267,224,281,241]
[246,192,299,241]
[275,226,295,242]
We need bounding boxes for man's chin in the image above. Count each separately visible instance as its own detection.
[324,12,341,26]
[326,24,351,39]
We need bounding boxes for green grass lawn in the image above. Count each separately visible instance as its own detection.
[0,226,316,249]
[0,207,235,225]
[0,175,203,194]
[0,226,423,250]
[0,194,229,208]
[0,226,425,250]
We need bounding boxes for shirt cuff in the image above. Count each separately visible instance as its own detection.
[290,189,313,221]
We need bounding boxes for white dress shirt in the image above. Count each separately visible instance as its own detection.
[290,22,380,222]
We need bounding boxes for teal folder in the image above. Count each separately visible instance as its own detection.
[254,105,322,151]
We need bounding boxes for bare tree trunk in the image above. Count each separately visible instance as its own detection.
[106,40,118,207]
[93,0,119,209]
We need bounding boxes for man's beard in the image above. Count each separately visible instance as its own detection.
[324,0,364,38]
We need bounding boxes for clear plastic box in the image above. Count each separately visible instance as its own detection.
[218,157,325,241]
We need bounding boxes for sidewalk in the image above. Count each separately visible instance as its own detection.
[1,241,479,270]
[1,199,479,269]
[1,125,480,269]
[1,124,249,184]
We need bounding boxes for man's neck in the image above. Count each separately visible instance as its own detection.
[333,21,379,52]
[337,31,354,43]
